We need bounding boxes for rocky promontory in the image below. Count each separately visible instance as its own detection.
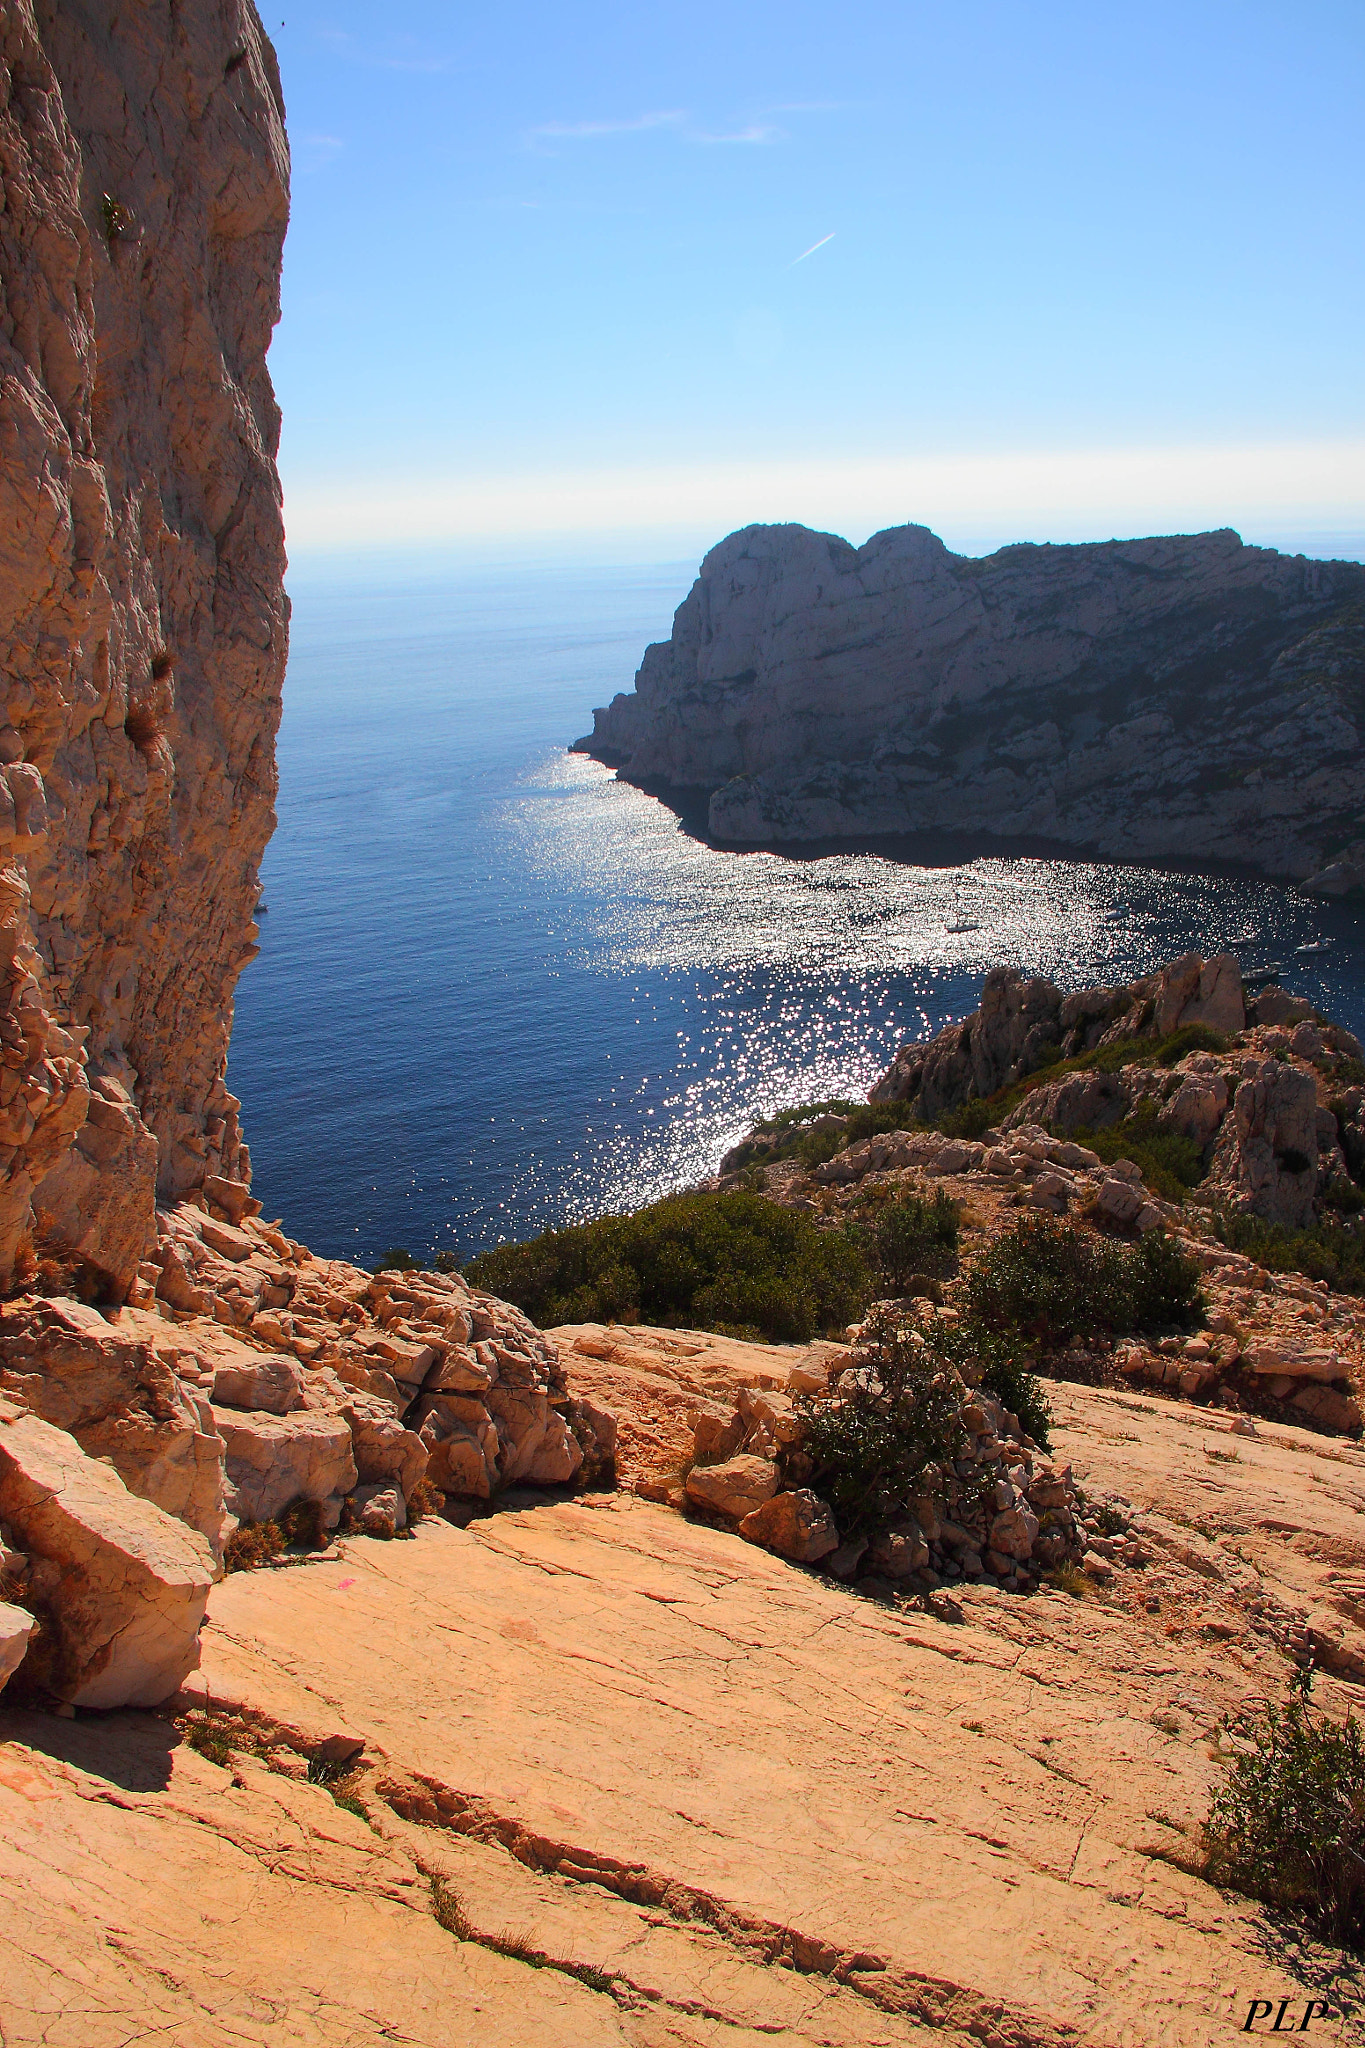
[575,521,1365,885]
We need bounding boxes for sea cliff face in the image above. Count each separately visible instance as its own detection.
[0,0,289,1292]
[576,521,1365,884]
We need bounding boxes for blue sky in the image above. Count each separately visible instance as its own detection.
[269,1,1364,560]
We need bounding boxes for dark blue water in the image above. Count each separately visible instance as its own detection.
[229,561,1365,1266]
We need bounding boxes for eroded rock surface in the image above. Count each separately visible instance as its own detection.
[578,521,1365,879]
[0,1,290,1293]
[161,1398,1365,2043]
[0,1399,214,1706]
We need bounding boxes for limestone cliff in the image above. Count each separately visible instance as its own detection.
[0,0,289,1294]
[576,521,1365,884]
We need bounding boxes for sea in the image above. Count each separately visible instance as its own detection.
[229,557,1365,1268]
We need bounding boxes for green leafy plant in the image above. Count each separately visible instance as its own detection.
[1071,1102,1207,1203]
[1203,1672,1365,1947]
[465,1190,870,1342]
[373,1246,420,1272]
[931,1022,1232,1138]
[964,1214,1203,1349]
[724,1098,919,1172]
[797,1307,969,1535]
[854,1187,961,1291]
[1211,1208,1365,1296]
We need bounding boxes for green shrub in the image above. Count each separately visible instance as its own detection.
[1211,1208,1365,1296]
[373,1246,419,1272]
[1072,1103,1207,1203]
[1204,1675,1365,1947]
[969,1328,1053,1448]
[936,1096,1001,1141]
[798,1307,968,1535]
[853,1187,960,1291]
[464,1191,870,1343]
[929,1022,1232,1139]
[964,1215,1203,1348]
[726,1098,923,1173]
[1152,1023,1232,1067]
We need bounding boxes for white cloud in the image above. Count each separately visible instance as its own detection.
[530,109,686,139]
[281,438,1365,554]
[528,110,781,147]
[691,123,781,145]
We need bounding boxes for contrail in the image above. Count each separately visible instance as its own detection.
[790,231,835,265]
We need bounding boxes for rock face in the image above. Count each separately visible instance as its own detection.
[0,1,290,1294]
[870,951,1247,1117]
[0,1399,214,1706]
[576,522,1365,881]
[0,1295,228,1553]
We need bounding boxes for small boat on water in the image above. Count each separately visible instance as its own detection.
[1295,938,1332,956]
[1243,963,1284,982]
[945,919,981,934]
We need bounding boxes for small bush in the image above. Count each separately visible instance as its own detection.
[854,1188,960,1291]
[1204,1677,1365,1948]
[464,1191,870,1343]
[278,1496,327,1549]
[1153,1024,1231,1067]
[373,1246,419,1272]
[224,1497,327,1571]
[1072,1104,1207,1203]
[184,1722,234,1768]
[223,1519,286,1572]
[928,1022,1231,1138]
[969,1326,1053,1448]
[798,1307,969,1535]
[725,1099,920,1173]
[431,1875,476,1940]
[1212,1208,1365,1296]
[406,1477,446,1522]
[964,1214,1203,1349]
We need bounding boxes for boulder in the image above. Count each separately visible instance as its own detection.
[1208,1061,1321,1226]
[353,1485,405,1537]
[1006,1069,1133,1137]
[210,1346,306,1415]
[1096,1176,1145,1227]
[565,1394,618,1480]
[685,1454,779,1521]
[989,1503,1040,1560]
[521,1411,584,1486]
[1160,1070,1229,1145]
[423,1346,494,1395]
[0,1296,228,1554]
[341,1392,428,1501]
[0,1596,34,1692]
[691,1404,747,1464]
[212,1406,357,1527]
[1156,952,1243,1035]
[201,1174,262,1223]
[0,1403,215,1707]
[739,1489,839,1563]
[485,1387,584,1487]
[1291,1383,1363,1433]
[1250,986,1316,1027]
[29,1079,159,1298]
[866,1520,929,1577]
[423,1426,497,1499]
[1241,1344,1344,1382]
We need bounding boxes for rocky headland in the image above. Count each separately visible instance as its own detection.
[575,521,1365,886]
[4,7,1365,2042]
